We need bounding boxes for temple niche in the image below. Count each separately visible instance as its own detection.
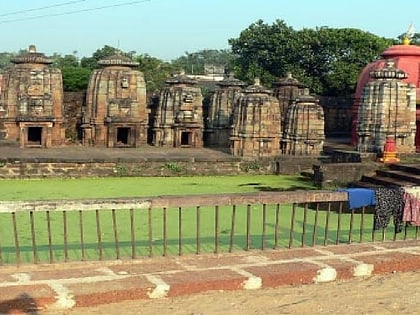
[152,74,203,148]
[0,45,65,147]
[82,52,148,147]
[357,60,416,153]
[205,73,245,147]
[281,89,325,155]
[230,78,281,158]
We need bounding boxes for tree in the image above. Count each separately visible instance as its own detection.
[136,54,180,93]
[61,66,91,91]
[0,52,15,72]
[80,45,125,70]
[229,20,395,95]
[171,49,235,75]
[52,53,79,68]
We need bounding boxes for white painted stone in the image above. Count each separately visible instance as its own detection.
[313,267,337,283]
[48,282,76,309]
[147,283,170,299]
[145,274,170,299]
[242,276,262,290]
[353,263,374,277]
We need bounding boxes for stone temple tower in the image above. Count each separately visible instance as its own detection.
[0,45,65,147]
[152,74,203,148]
[230,78,281,158]
[82,52,148,147]
[281,89,325,155]
[357,59,416,153]
[272,72,305,130]
[205,73,245,147]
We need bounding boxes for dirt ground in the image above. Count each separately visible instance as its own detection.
[42,271,420,315]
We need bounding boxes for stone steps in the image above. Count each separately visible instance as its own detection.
[356,163,420,188]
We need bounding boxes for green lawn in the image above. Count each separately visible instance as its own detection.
[0,175,315,201]
[0,176,415,264]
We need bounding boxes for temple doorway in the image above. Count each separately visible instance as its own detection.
[181,131,191,146]
[116,127,130,145]
[27,127,42,146]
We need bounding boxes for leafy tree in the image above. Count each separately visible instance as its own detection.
[229,20,296,85]
[229,20,394,95]
[52,53,79,68]
[171,49,235,74]
[80,45,126,70]
[0,52,15,72]
[136,54,180,93]
[61,66,91,91]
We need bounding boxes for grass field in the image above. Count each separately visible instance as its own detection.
[0,176,415,264]
[0,175,315,201]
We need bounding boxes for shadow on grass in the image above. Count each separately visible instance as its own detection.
[254,185,315,192]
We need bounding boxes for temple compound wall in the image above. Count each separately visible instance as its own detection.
[357,60,416,153]
[81,53,148,147]
[0,45,65,148]
[152,74,204,148]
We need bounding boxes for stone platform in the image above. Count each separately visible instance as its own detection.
[0,240,419,313]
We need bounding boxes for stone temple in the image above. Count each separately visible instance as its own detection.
[205,73,245,147]
[273,72,306,131]
[81,52,148,147]
[281,88,325,155]
[356,60,416,153]
[353,38,420,151]
[0,45,65,147]
[230,78,281,158]
[152,73,204,148]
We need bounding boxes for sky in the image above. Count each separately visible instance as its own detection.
[0,0,419,61]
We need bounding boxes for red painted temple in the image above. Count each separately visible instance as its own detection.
[352,41,420,150]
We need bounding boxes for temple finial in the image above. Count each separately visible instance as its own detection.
[403,23,415,45]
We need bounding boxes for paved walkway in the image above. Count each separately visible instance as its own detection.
[0,240,419,313]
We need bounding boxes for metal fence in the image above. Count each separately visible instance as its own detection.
[0,191,418,265]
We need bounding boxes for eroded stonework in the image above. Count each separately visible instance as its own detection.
[0,45,65,147]
[282,89,325,155]
[230,79,281,158]
[273,72,305,131]
[82,52,148,147]
[205,73,245,147]
[153,74,204,148]
[357,60,416,153]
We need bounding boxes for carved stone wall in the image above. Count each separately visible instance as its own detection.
[82,53,148,147]
[230,79,281,158]
[273,73,305,131]
[357,60,416,153]
[282,89,325,155]
[0,45,65,147]
[205,74,244,147]
[153,74,204,148]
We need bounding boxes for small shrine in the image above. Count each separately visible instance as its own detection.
[152,73,203,148]
[352,26,420,149]
[281,89,325,155]
[82,52,148,147]
[230,78,281,158]
[356,60,416,153]
[0,45,65,147]
[205,73,245,147]
[272,72,305,130]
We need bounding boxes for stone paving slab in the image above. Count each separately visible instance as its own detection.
[0,241,419,313]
